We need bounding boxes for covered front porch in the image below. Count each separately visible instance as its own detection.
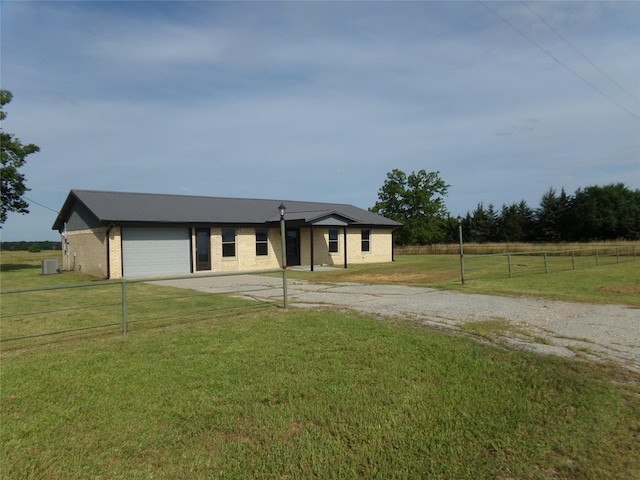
[276,209,394,271]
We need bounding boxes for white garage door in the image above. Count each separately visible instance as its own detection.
[122,228,191,277]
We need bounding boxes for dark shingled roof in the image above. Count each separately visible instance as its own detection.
[52,190,402,230]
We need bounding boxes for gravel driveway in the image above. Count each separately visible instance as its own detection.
[152,275,640,372]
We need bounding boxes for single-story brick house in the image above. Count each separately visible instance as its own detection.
[52,190,402,279]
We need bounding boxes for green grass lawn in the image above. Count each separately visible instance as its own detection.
[284,253,640,306]
[2,250,640,478]
[3,311,639,479]
[0,251,273,341]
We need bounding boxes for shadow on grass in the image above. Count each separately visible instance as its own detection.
[0,263,40,273]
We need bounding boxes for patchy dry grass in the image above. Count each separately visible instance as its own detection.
[599,282,640,296]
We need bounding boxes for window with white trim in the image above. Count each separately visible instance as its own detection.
[328,229,339,253]
[361,229,370,252]
[222,228,236,257]
[255,228,268,256]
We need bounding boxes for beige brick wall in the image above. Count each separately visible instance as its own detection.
[347,228,394,264]
[76,225,394,279]
[64,227,109,278]
[301,228,393,267]
[201,227,282,273]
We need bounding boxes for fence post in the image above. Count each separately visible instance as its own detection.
[616,247,620,263]
[595,249,599,266]
[279,205,288,309]
[507,254,512,278]
[121,280,128,336]
[571,250,576,270]
[543,252,548,274]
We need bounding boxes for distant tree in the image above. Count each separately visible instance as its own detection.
[498,200,535,242]
[1,90,40,225]
[569,183,640,241]
[371,169,450,245]
[0,241,59,251]
[535,187,571,242]
[467,202,499,243]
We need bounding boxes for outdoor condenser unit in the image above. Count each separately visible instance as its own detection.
[41,259,60,275]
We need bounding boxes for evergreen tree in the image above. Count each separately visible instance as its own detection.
[468,202,498,243]
[570,184,640,240]
[535,188,570,242]
[498,201,534,242]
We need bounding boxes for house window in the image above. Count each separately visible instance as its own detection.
[222,228,236,257]
[361,229,370,252]
[255,228,268,256]
[328,229,339,253]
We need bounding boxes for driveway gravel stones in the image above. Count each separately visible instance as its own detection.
[152,275,640,372]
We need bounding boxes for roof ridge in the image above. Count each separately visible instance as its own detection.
[70,189,357,207]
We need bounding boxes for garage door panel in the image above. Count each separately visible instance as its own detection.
[122,228,191,277]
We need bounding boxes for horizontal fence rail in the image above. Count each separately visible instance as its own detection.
[1,269,286,344]
[462,245,636,281]
[395,242,639,256]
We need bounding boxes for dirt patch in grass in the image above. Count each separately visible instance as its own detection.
[599,282,640,295]
[348,273,428,283]
[348,272,457,284]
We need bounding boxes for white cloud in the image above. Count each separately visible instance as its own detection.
[1,1,638,241]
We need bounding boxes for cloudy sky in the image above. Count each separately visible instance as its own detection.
[1,0,638,241]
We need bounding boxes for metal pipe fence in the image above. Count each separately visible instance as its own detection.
[396,242,639,256]
[0,269,286,344]
[463,245,636,281]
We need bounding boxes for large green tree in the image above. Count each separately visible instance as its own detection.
[371,169,450,245]
[569,183,640,241]
[1,90,40,225]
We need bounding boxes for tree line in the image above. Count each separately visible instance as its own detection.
[371,169,640,245]
[0,241,60,252]
[1,90,638,245]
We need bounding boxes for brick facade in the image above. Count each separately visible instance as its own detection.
[61,227,109,278]
[60,226,394,279]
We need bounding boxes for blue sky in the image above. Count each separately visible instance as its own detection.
[1,0,638,241]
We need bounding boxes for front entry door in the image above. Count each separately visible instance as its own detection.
[286,228,301,266]
[195,228,211,271]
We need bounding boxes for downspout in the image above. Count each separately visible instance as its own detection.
[62,222,69,272]
[105,223,115,279]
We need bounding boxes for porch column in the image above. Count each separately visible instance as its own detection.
[343,226,348,269]
[310,224,314,272]
[392,230,395,261]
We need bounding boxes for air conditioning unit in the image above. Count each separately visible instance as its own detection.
[41,259,60,275]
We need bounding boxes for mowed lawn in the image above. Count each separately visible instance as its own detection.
[1,251,639,479]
